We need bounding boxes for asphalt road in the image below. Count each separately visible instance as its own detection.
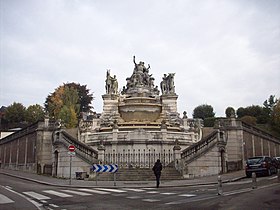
[0,174,279,210]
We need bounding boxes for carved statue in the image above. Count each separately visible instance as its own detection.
[160,73,175,95]
[105,70,118,94]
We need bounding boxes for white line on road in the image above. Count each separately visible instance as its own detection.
[23,191,51,200]
[0,194,15,204]
[178,194,196,197]
[146,191,160,194]
[77,188,110,195]
[60,189,92,196]
[126,196,142,199]
[49,203,59,208]
[161,192,177,195]
[142,199,160,202]
[95,188,127,193]
[3,186,42,210]
[43,190,73,198]
[122,188,145,192]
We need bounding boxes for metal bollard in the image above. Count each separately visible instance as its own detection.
[252,172,257,189]
[278,169,280,182]
[217,175,223,195]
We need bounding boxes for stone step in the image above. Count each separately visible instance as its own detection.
[92,167,183,181]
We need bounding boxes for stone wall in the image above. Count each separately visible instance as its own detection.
[53,145,91,178]
[183,144,221,178]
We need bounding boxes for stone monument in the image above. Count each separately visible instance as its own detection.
[79,56,203,168]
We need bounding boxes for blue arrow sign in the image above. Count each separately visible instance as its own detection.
[91,164,118,173]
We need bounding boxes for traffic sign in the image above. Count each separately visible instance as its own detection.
[91,164,118,173]
[68,151,76,156]
[68,145,75,152]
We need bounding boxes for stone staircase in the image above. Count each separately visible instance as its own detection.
[93,167,183,181]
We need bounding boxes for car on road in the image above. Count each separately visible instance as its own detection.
[245,156,277,177]
[272,157,280,169]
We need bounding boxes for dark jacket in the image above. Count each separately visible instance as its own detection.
[152,160,162,175]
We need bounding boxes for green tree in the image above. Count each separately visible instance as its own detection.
[225,107,235,118]
[271,99,280,133]
[240,115,257,126]
[236,107,246,118]
[58,106,78,128]
[25,104,45,124]
[193,104,215,120]
[45,84,83,128]
[64,83,93,113]
[4,102,26,124]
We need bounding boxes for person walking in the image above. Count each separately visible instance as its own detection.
[152,159,162,188]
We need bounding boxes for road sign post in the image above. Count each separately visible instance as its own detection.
[68,145,76,185]
[91,164,118,186]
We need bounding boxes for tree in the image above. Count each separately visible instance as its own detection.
[225,107,235,118]
[236,107,246,118]
[240,116,257,126]
[271,99,280,133]
[45,84,85,128]
[63,83,93,113]
[25,104,45,124]
[4,102,26,124]
[193,104,215,120]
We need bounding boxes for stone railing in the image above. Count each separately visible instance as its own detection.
[53,130,98,164]
[181,130,219,163]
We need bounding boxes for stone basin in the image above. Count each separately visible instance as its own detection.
[119,97,162,122]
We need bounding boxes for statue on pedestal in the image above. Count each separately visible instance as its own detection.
[105,70,118,94]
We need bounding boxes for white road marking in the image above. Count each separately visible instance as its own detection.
[77,188,110,195]
[179,194,196,197]
[49,203,59,208]
[95,188,127,193]
[61,189,92,196]
[3,186,42,210]
[127,196,142,199]
[122,188,145,192]
[142,198,160,202]
[43,190,73,198]
[23,191,51,200]
[0,194,14,204]
[268,176,277,180]
[161,192,177,195]
[146,191,159,194]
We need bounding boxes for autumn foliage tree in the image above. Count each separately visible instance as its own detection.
[45,83,93,128]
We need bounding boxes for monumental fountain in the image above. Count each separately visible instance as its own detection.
[79,56,202,168]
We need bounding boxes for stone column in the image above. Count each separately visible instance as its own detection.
[98,145,105,164]
[173,144,181,170]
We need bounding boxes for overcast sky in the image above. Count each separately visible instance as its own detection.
[1,0,279,117]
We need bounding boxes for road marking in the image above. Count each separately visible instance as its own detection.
[268,176,277,180]
[127,196,142,199]
[95,188,127,193]
[61,189,92,196]
[223,188,252,196]
[178,194,196,197]
[143,198,160,202]
[161,192,177,195]
[146,191,159,194]
[3,186,42,210]
[23,191,51,200]
[122,188,145,192]
[77,188,110,194]
[49,203,59,208]
[43,190,73,198]
[0,194,14,204]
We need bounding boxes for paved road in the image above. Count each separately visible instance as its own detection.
[0,174,279,210]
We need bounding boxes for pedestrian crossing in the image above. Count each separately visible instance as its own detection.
[1,187,200,207]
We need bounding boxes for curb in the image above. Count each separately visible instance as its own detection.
[0,171,246,189]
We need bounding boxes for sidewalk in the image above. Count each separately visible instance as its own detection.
[0,168,246,188]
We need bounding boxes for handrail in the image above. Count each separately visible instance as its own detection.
[181,130,218,160]
[53,130,98,163]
